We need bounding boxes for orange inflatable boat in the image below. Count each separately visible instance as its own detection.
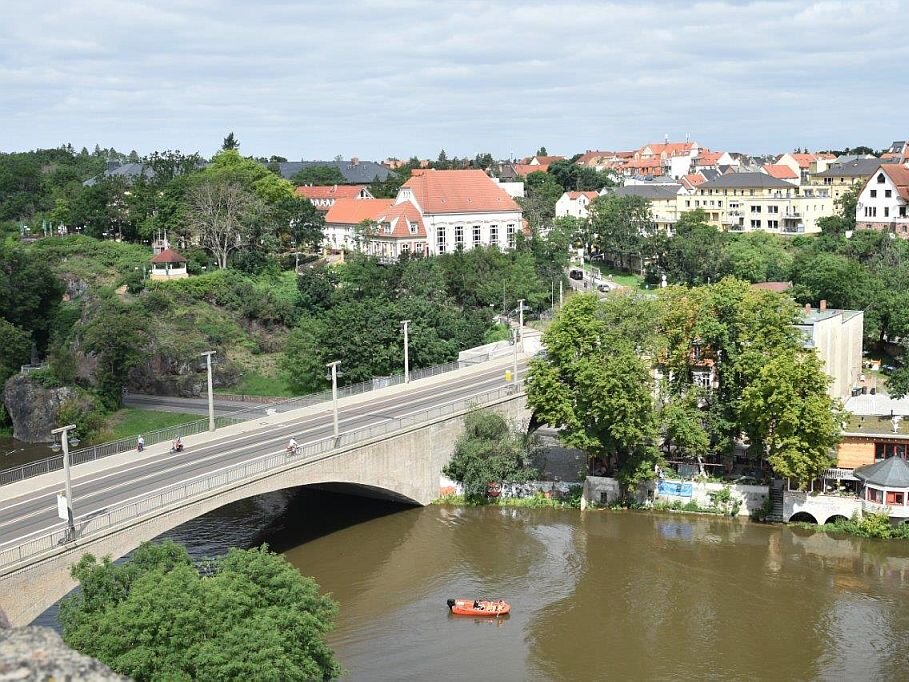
[447,598,510,617]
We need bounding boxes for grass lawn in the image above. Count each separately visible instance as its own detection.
[216,371,295,398]
[104,408,201,441]
[580,263,645,289]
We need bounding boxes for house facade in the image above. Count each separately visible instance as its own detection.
[854,163,909,238]
[601,184,683,234]
[795,302,864,401]
[323,198,394,252]
[397,169,523,255]
[555,191,598,219]
[811,158,881,201]
[295,185,373,211]
[689,172,834,234]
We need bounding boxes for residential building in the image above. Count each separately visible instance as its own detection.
[295,185,373,211]
[775,152,836,184]
[601,184,683,234]
[555,191,598,219]
[491,178,524,199]
[323,198,394,252]
[362,200,428,262]
[881,140,908,162]
[634,141,700,179]
[692,150,736,172]
[527,155,565,168]
[690,172,834,234]
[811,158,881,201]
[277,158,395,184]
[837,393,909,471]
[854,163,909,238]
[397,169,523,254]
[794,302,864,401]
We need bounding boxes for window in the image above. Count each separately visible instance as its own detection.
[885,207,890,218]
[750,220,761,228]
[415,242,425,253]
[875,442,908,460]
[506,223,516,248]
[867,487,883,503]
[877,173,885,183]
[824,177,832,185]
[870,190,877,198]
[749,190,754,196]
[768,205,779,214]
[490,225,498,244]
[901,207,907,218]
[886,491,904,505]
[767,220,779,229]
[455,225,464,246]
[685,200,691,207]
[750,205,761,213]
[473,225,481,245]
[437,230,446,254]
[401,243,409,255]
[885,189,892,198]
[382,222,391,235]
[865,206,877,218]
[718,201,722,208]
[409,221,418,235]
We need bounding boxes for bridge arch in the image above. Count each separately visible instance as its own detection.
[824,514,849,526]
[788,511,818,524]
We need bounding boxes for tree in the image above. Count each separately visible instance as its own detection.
[79,297,150,407]
[660,391,710,461]
[526,294,662,484]
[435,149,450,170]
[662,210,725,284]
[0,319,31,385]
[222,131,240,150]
[739,350,843,488]
[518,171,564,232]
[60,540,342,681]
[720,232,793,283]
[588,194,654,272]
[536,146,547,156]
[290,165,346,186]
[442,409,539,499]
[185,179,260,269]
[0,242,64,353]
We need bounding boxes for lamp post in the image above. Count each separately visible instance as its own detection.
[401,320,411,383]
[511,327,519,391]
[559,279,563,307]
[327,361,341,437]
[517,298,525,341]
[51,424,79,543]
[201,351,216,431]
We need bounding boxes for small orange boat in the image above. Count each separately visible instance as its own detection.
[447,598,510,617]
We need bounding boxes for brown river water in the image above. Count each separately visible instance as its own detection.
[34,487,909,681]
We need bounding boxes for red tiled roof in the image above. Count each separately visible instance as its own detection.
[683,173,707,187]
[576,150,615,165]
[762,164,799,180]
[695,151,724,165]
[785,153,817,168]
[324,198,394,225]
[531,155,565,165]
[879,164,909,201]
[513,163,549,175]
[403,170,522,214]
[641,142,696,157]
[566,191,599,200]
[295,185,368,200]
[150,248,186,264]
[375,200,426,239]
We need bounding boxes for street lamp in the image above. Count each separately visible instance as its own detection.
[51,424,79,543]
[517,298,526,341]
[201,351,216,431]
[511,327,520,391]
[326,361,341,438]
[401,320,411,383]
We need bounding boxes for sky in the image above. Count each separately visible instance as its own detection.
[2,0,908,161]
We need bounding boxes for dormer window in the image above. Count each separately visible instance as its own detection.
[409,222,418,234]
[877,173,885,184]
[382,222,392,235]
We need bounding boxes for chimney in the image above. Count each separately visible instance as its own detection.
[351,157,359,166]
[820,299,827,312]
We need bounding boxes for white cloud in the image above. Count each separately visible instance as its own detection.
[0,0,907,158]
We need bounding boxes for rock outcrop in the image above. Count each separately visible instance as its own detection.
[0,613,128,681]
[1,376,89,443]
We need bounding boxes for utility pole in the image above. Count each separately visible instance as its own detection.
[551,280,554,312]
[327,361,341,438]
[559,279,564,307]
[502,281,507,316]
[201,351,216,431]
[401,320,411,383]
[52,424,78,543]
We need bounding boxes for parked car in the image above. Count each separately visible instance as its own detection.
[569,269,584,281]
[596,282,613,293]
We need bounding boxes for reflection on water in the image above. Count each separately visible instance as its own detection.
[33,491,909,681]
[0,436,53,471]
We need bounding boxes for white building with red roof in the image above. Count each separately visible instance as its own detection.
[397,169,523,254]
[855,163,909,238]
[323,198,394,252]
[555,191,599,219]
[295,184,373,211]
[149,248,188,280]
[635,141,701,179]
[761,164,800,185]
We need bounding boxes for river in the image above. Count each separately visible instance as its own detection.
[34,487,909,680]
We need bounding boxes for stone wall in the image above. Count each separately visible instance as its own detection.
[581,477,769,517]
[1,375,91,443]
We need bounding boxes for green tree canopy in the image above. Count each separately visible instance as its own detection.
[60,540,342,681]
[291,165,347,186]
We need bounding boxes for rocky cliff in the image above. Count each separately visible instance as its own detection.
[1,376,89,443]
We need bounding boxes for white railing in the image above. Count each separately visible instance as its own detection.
[0,383,524,571]
[0,358,481,487]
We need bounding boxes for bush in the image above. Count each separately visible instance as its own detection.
[57,392,108,444]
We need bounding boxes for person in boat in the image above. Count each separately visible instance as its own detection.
[473,600,481,610]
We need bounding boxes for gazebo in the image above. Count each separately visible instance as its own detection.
[854,456,909,522]
[149,248,188,280]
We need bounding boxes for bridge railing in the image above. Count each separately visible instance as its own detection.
[0,382,523,571]
[0,358,478,487]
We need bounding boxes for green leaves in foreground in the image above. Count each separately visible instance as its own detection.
[60,541,342,681]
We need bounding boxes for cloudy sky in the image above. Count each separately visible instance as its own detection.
[2,1,907,160]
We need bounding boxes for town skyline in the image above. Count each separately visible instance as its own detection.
[3,0,908,159]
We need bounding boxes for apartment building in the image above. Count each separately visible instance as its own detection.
[811,158,881,201]
[688,172,834,234]
[555,191,599,219]
[601,184,684,234]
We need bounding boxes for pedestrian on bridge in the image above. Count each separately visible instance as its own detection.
[137,435,145,452]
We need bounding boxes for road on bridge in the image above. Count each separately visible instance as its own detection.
[0,360,528,552]
[123,393,276,417]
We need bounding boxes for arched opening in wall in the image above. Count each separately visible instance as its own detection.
[824,515,849,526]
[788,512,818,524]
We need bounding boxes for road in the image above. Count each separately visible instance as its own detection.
[0,361,527,550]
[123,393,279,417]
